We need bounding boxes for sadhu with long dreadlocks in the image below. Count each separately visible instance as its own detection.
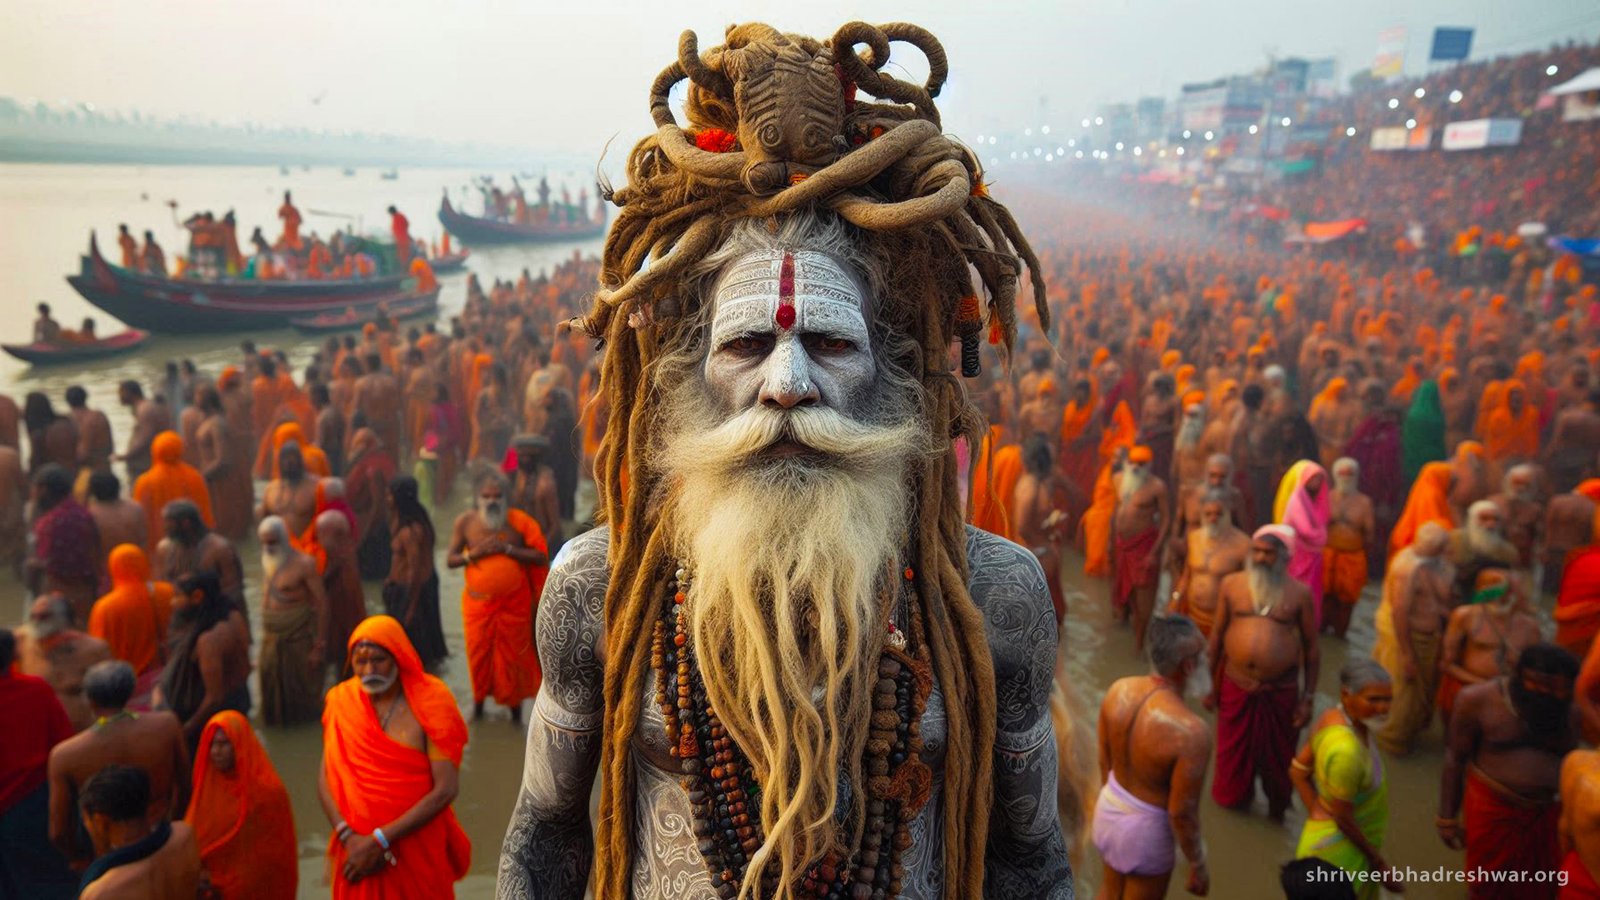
[498,21,1069,899]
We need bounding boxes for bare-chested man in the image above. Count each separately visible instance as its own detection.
[256,516,329,726]
[1323,457,1375,638]
[15,595,111,730]
[1448,500,1521,605]
[1171,396,1208,491]
[153,572,252,752]
[310,383,345,477]
[1559,746,1600,892]
[1018,375,1067,448]
[1231,385,1274,530]
[1437,568,1543,730]
[85,472,146,556]
[258,441,319,537]
[65,385,114,480]
[47,661,189,865]
[1438,643,1577,893]
[1139,374,1179,489]
[1206,525,1319,821]
[1092,615,1212,898]
[153,499,245,631]
[1017,348,1054,410]
[192,387,250,542]
[1172,489,1250,637]
[1545,485,1598,595]
[1114,445,1169,650]
[76,765,201,900]
[1376,528,1455,755]
[352,354,403,462]
[1014,434,1072,624]
[117,380,170,486]
[1308,378,1359,471]
[1545,389,1600,493]
[1489,463,1544,571]
[1168,455,1251,573]
[509,434,563,556]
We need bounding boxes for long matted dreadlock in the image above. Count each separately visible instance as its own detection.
[574,21,1048,899]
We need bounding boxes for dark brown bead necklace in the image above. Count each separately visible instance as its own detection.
[652,562,934,899]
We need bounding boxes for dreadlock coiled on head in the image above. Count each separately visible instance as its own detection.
[583,21,1045,899]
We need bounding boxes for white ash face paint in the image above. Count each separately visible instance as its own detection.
[704,249,876,414]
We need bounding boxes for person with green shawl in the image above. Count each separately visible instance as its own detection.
[1290,659,1399,899]
[1402,380,1448,489]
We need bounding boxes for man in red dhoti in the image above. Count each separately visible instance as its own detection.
[1113,446,1168,649]
[1206,525,1319,821]
[1437,644,1578,900]
[446,471,547,722]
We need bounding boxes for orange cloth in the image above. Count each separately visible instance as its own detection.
[132,432,214,554]
[1474,381,1506,442]
[1081,462,1117,578]
[323,616,470,899]
[88,544,169,676]
[185,711,298,900]
[970,426,1022,542]
[1323,546,1368,605]
[1308,377,1348,423]
[1483,380,1540,462]
[261,421,332,481]
[461,510,547,707]
[409,258,437,293]
[1098,400,1136,462]
[251,373,288,441]
[277,202,303,251]
[1389,461,1457,560]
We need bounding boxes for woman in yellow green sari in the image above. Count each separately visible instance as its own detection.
[1289,659,1398,899]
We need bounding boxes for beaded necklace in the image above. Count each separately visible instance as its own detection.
[652,561,934,899]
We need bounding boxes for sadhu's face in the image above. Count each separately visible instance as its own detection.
[1200,500,1225,528]
[704,249,875,421]
[1205,461,1229,488]
[351,642,399,695]
[1250,538,1280,568]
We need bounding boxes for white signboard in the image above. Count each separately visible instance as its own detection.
[1441,118,1523,150]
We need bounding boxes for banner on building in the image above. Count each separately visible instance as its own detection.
[1430,28,1474,62]
[1441,118,1523,150]
[1307,58,1339,98]
[1373,26,1407,80]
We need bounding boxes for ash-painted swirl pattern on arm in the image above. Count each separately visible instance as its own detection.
[496,526,610,900]
[965,526,1074,898]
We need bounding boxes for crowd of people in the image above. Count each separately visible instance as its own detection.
[0,34,1597,900]
[110,192,450,284]
[0,252,600,897]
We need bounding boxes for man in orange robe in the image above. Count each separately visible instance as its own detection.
[1389,461,1457,560]
[88,543,172,702]
[132,432,214,556]
[1483,379,1541,466]
[447,472,547,721]
[277,192,303,252]
[185,711,297,900]
[319,616,470,899]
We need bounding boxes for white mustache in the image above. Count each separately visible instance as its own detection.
[662,404,925,476]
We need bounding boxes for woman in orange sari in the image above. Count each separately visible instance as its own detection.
[186,711,297,900]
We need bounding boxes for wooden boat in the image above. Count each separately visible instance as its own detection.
[289,289,440,334]
[3,329,150,365]
[438,193,606,245]
[67,234,421,334]
[427,252,469,274]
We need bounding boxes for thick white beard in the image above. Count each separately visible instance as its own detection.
[479,501,507,531]
[1247,560,1286,614]
[1176,415,1204,450]
[658,383,925,877]
[1334,473,1359,495]
[1203,520,1226,540]
[1467,523,1502,556]
[1118,466,1149,503]
[261,549,285,582]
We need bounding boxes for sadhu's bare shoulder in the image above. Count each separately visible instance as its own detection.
[534,526,610,731]
[964,525,1057,733]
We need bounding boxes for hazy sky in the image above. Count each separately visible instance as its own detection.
[4,0,1597,158]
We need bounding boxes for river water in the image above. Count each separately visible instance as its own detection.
[1,163,1466,898]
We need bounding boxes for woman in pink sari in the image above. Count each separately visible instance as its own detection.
[1275,460,1331,630]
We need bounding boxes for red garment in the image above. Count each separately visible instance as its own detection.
[185,712,297,900]
[1211,673,1296,813]
[0,670,73,813]
[1562,849,1600,899]
[1556,547,1600,660]
[461,509,547,706]
[1437,672,1465,721]
[1463,767,1560,900]
[323,616,470,899]
[1112,527,1159,612]
[33,499,99,586]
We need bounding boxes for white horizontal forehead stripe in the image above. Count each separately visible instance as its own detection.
[711,249,868,343]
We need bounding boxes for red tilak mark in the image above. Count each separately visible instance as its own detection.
[776,252,796,330]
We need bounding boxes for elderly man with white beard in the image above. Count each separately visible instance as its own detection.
[1205,525,1319,823]
[1171,396,1209,491]
[498,24,1067,897]
[257,515,328,726]
[1447,500,1520,606]
[1487,462,1545,571]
